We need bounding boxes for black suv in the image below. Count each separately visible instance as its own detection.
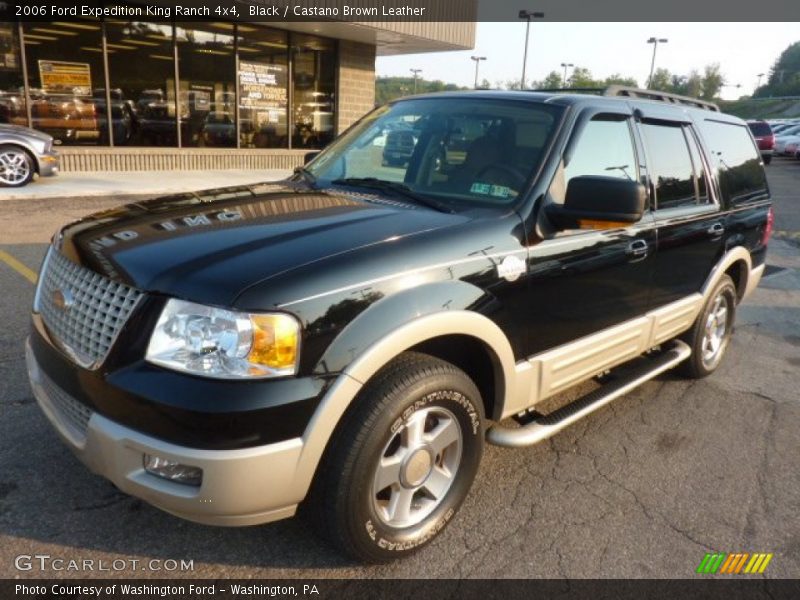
[27,87,772,563]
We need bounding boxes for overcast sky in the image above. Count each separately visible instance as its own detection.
[376,22,799,100]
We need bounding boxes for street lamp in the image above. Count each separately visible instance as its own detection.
[560,62,574,87]
[471,56,487,89]
[410,68,422,94]
[646,37,668,89]
[518,10,544,89]
[756,72,765,89]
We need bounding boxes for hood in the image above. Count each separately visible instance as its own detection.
[0,123,52,143]
[56,182,469,306]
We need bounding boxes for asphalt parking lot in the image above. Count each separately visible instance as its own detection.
[0,160,798,579]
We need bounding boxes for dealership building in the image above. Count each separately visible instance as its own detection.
[0,13,474,171]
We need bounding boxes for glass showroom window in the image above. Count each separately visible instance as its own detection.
[291,33,335,149]
[237,25,288,148]
[106,21,176,147]
[22,21,106,145]
[176,23,236,148]
[0,24,25,126]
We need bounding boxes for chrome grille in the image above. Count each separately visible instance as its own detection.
[39,367,93,443]
[36,249,142,367]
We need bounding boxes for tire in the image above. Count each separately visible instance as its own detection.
[763,155,772,165]
[0,145,34,187]
[306,352,485,563]
[678,274,737,379]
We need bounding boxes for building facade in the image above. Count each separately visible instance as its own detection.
[0,18,473,171]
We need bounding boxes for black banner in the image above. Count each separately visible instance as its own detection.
[1,0,800,22]
[3,579,800,600]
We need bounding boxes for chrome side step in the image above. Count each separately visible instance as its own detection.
[486,340,692,448]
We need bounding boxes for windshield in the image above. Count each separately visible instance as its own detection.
[306,97,563,208]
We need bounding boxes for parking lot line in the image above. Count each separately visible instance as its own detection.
[0,249,38,284]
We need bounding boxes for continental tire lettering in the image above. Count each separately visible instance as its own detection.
[390,390,479,436]
[370,508,455,552]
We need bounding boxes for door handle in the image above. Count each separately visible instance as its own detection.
[626,239,649,259]
[707,222,725,237]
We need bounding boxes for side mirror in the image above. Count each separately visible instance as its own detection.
[546,176,646,230]
[304,151,320,165]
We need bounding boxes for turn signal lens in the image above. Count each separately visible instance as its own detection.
[248,314,300,372]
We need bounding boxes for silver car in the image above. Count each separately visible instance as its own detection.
[0,124,60,187]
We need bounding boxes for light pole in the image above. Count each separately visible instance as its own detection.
[471,56,487,89]
[646,37,668,89]
[560,62,574,87]
[518,10,544,89]
[410,68,422,94]
[756,72,765,89]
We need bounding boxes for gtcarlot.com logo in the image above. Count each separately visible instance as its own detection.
[696,552,773,574]
[14,554,194,572]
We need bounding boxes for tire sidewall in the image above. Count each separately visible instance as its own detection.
[691,277,737,376]
[347,371,483,560]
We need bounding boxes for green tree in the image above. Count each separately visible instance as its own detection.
[701,64,724,100]
[536,71,565,89]
[604,74,638,88]
[568,67,598,88]
[648,68,672,91]
[756,41,800,97]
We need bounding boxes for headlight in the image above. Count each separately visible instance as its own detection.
[146,299,300,379]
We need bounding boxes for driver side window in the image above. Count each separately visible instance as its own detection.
[565,116,637,186]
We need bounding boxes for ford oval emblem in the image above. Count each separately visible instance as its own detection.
[52,288,75,311]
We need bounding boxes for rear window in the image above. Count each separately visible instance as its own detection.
[700,120,768,205]
[747,121,772,136]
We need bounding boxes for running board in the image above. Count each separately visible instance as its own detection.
[486,340,692,448]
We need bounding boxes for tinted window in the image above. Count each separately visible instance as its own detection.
[308,98,563,207]
[641,123,697,210]
[565,117,637,184]
[700,120,768,204]
[685,128,710,204]
[747,121,771,136]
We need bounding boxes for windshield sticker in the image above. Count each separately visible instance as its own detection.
[470,182,512,198]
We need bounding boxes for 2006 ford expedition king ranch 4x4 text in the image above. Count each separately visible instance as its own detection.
[27,87,772,562]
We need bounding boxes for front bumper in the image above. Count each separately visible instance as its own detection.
[26,338,306,526]
[37,150,59,177]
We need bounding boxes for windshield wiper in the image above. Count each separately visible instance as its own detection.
[331,177,453,213]
[293,166,318,188]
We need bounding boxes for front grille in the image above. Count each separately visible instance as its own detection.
[39,367,93,443]
[36,249,143,367]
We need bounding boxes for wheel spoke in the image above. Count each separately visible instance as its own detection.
[715,306,728,323]
[422,465,453,500]
[402,412,426,447]
[374,454,404,493]
[426,417,460,456]
[387,487,415,523]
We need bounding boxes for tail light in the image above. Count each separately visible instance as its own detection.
[762,206,774,246]
[766,134,775,149]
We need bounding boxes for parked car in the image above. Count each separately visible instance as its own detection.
[0,123,59,187]
[775,124,800,155]
[786,140,800,159]
[27,88,772,563]
[747,120,774,164]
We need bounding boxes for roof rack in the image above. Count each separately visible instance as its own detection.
[532,86,720,112]
[604,86,719,112]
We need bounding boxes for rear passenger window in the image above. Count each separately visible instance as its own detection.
[699,120,769,205]
[565,116,637,185]
[640,122,702,210]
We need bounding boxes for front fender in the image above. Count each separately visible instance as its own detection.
[314,279,504,377]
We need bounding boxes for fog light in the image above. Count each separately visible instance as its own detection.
[143,454,203,487]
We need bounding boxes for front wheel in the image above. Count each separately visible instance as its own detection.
[679,274,737,378]
[763,155,772,165]
[306,352,484,563]
[0,145,34,187]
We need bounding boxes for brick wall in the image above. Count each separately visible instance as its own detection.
[336,40,377,134]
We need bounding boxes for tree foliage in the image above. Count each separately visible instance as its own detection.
[375,76,466,104]
[754,41,800,98]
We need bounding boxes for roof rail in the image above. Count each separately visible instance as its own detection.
[604,85,720,112]
[531,86,719,111]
